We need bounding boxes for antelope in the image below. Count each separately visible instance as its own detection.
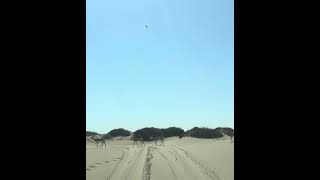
[90,136,106,148]
[131,134,145,146]
[178,133,185,139]
[153,136,164,146]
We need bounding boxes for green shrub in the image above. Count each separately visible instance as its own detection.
[186,127,223,139]
[160,127,185,138]
[102,133,113,140]
[107,128,131,137]
[133,127,163,141]
[215,127,234,136]
[133,127,185,141]
[86,131,99,136]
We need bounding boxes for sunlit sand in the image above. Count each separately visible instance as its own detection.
[86,136,233,180]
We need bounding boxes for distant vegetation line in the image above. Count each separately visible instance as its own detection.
[86,131,98,136]
[87,126,234,140]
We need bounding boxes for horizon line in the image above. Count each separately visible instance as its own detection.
[87,126,234,134]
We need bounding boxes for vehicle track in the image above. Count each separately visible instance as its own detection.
[139,145,217,180]
[176,147,221,180]
[108,145,147,180]
[87,140,227,180]
[106,148,125,180]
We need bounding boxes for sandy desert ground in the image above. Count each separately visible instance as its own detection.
[86,136,233,180]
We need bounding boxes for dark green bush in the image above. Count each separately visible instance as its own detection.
[215,127,234,136]
[107,128,131,137]
[160,127,185,138]
[86,131,99,136]
[102,133,113,140]
[186,127,223,139]
[133,127,185,141]
[133,127,163,141]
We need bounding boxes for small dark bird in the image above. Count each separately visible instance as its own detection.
[145,25,148,28]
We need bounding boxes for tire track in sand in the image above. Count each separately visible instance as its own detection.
[123,146,146,180]
[105,148,125,180]
[146,145,209,180]
[152,147,178,180]
[166,146,206,180]
[108,146,147,180]
[175,147,221,180]
[143,146,154,180]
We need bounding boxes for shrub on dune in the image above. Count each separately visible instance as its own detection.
[160,127,185,138]
[186,127,224,139]
[86,131,99,136]
[107,128,131,137]
[215,127,234,137]
[133,127,185,141]
[102,133,113,140]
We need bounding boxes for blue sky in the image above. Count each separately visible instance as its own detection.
[87,0,234,134]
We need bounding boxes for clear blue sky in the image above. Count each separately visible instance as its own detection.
[87,0,234,134]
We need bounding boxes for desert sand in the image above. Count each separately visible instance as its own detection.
[86,136,233,180]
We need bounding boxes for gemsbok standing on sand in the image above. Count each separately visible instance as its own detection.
[90,136,107,148]
[153,136,164,146]
[131,134,145,146]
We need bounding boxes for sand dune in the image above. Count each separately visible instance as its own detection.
[86,137,233,180]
